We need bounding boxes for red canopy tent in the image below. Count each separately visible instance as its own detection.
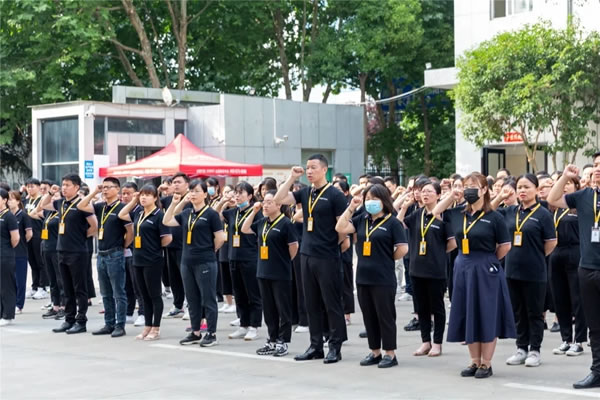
[99,134,263,178]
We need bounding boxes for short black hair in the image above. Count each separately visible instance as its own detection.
[122,182,138,191]
[583,163,594,170]
[592,152,600,162]
[162,177,172,184]
[363,184,395,215]
[383,176,397,185]
[235,181,255,198]
[422,181,442,195]
[502,179,516,191]
[517,173,539,188]
[414,177,430,189]
[0,188,8,202]
[25,178,41,186]
[333,180,350,194]
[333,173,347,182]
[497,168,511,175]
[260,177,277,192]
[0,183,10,192]
[536,170,548,177]
[206,177,220,188]
[172,172,190,184]
[103,177,120,188]
[307,154,328,168]
[40,179,54,186]
[62,173,82,188]
[79,185,90,196]
[189,179,207,193]
[369,177,385,186]
[359,174,372,180]
[450,173,462,180]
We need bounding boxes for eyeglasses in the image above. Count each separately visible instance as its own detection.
[421,190,437,194]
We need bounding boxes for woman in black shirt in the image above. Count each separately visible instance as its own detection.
[336,184,408,369]
[9,190,32,314]
[211,183,236,314]
[0,188,20,326]
[334,180,355,325]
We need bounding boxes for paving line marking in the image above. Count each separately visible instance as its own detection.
[150,343,295,363]
[504,383,600,398]
[0,327,36,334]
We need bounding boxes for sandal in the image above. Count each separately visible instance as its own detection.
[136,327,151,340]
[413,344,432,356]
[428,346,442,357]
[144,329,160,341]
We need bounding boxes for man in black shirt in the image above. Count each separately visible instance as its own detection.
[274,154,348,364]
[42,174,97,334]
[24,178,48,299]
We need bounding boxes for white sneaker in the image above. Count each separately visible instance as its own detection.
[244,327,259,341]
[228,327,248,339]
[126,315,135,324]
[506,348,528,365]
[566,343,584,356]
[229,318,240,327]
[224,304,237,313]
[398,293,412,302]
[0,319,13,327]
[294,325,309,333]
[25,289,35,299]
[133,315,145,326]
[33,288,49,300]
[182,310,190,320]
[166,291,174,299]
[15,308,22,315]
[525,351,541,367]
[553,341,571,355]
[41,302,52,310]
[218,304,228,312]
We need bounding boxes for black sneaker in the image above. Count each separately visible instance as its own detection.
[273,342,288,357]
[54,309,66,320]
[358,330,368,338]
[256,342,276,355]
[404,318,420,332]
[42,309,58,319]
[200,333,218,347]
[550,322,560,333]
[180,332,202,345]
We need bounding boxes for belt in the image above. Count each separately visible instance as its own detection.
[97,247,124,256]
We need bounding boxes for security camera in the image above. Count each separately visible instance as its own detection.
[274,137,286,145]
[84,111,95,118]
[282,135,289,141]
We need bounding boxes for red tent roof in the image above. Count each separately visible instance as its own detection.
[99,134,263,178]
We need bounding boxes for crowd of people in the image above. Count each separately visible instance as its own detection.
[1,152,600,389]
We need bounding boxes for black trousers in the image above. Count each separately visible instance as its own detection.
[447,249,458,301]
[301,255,347,350]
[44,251,63,307]
[0,256,16,320]
[125,256,144,316]
[507,278,546,352]
[291,254,308,326]
[220,261,233,296]
[544,256,555,313]
[579,268,600,375]
[342,260,355,314]
[230,260,262,327]
[165,248,185,309]
[85,251,96,298]
[58,252,89,325]
[134,264,163,327]
[549,247,587,343]
[357,284,397,351]
[27,236,47,289]
[161,249,170,287]
[258,278,292,343]
[412,276,446,344]
[403,256,418,314]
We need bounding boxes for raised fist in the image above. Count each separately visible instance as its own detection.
[291,166,304,178]
[563,164,579,179]
[253,202,262,212]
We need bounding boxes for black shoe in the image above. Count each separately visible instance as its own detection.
[460,363,479,377]
[52,322,73,333]
[323,347,342,364]
[550,322,560,333]
[475,365,493,379]
[42,309,58,319]
[404,317,420,332]
[200,333,218,347]
[92,325,114,335]
[66,322,86,334]
[358,330,368,339]
[111,326,126,338]
[378,355,398,368]
[544,322,548,330]
[54,309,65,320]
[294,347,325,361]
[360,353,382,366]
[573,372,600,389]
[180,332,202,345]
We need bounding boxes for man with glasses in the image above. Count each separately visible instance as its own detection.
[78,177,133,337]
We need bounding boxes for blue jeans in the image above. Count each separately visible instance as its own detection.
[97,249,127,327]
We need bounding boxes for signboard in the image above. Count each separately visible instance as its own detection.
[84,160,94,179]
[504,132,523,143]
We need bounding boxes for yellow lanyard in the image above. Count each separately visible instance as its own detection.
[27,196,41,215]
[463,210,485,238]
[61,198,80,223]
[44,211,59,230]
[136,207,157,236]
[308,183,331,217]
[365,214,391,242]
[210,197,221,208]
[420,209,436,241]
[100,201,121,228]
[188,205,210,232]
[0,209,8,219]
[594,191,600,227]
[553,208,569,229]
[235,206,253,234]
[515,204,541,233]
[261,213,285,246]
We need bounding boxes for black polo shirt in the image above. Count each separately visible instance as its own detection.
[404,208,453,279]
[352,213,407,286]
[42,209,60,253]
[566,187,600,270]
[251,215,297,280]
[53,197,92,253]
[93,200,130,251]
[445,205,511,254]
[175,205,223,263]
[23,196,43,233]
[497,204,556,282]
[554,208,579,248]
[0,209,18,259]
[131,207,170,267]
[161,195,192,249]
[223,206,262,262]
[218,205,232,263]
[13,210,31,258]
[293,184,347,259]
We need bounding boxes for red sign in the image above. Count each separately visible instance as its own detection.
[504,132,523,143]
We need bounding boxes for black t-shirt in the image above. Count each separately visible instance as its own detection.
[94,200,131,251]
[0,209,18,259]
[293,184,347,259]
[161,195,192,249]
[131,207,170,267]
[497,204,556,282]
[42,209,60,253]
[553,208,579,248]
[175,205,223,263]
[53,197,93,253]
[251,215,298,280]
[13,210,31,258]
[23,196,43,234]
[566,187,600,270]
[352,213,407,286]
[405,208,453,279]
[223,206,262,262]
[444,205,511,254]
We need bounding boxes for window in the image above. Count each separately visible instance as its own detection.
[41,117,79,182]
[491,0,532,19]
[94,117,106,155]
[107,117,164,134]
[175,119,186,136]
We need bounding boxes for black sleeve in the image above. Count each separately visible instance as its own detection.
[52,199,62,211]
[565,188,586,209]
[6,213,18,231]
[493,212,511,244]
[22,213,32,229]
[404,208,418,229]
[541,210,557,241]
[332,190,348,217]
[293,189,304,205]
[250,218,261,235]
[285,219,298,243]
[209,211,223,233]
[391,218,407,244]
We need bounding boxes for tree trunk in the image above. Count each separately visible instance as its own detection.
[302,0,319,102]
[177,0,188,89]
[386,81,396,128]
[114,44,144,87]
[420,93,432,176]
[322,83,332,103]
[272,6,292,100]
[360,73,368,166]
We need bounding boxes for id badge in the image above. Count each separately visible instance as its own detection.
[362,241,372,256]
[232,234,241,248]
[419,240,427,256]
[260,246,269,260]
[307,217,314,232]
[186,231,192,245]
[462,238,470,255]
[224,225,228,241]
[98,228,104,241]
[134,236,141,249]
[58,223,65,235]
[513,232,523,247]
[592,228,600,243]
[41,229,49,240]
